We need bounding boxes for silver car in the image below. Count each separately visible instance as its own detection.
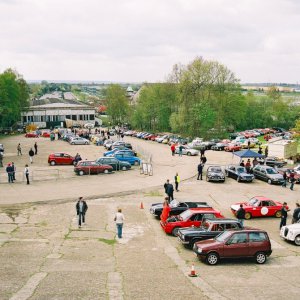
[252,165,284,185]
[69,137,90,145]
[175,145,199,156]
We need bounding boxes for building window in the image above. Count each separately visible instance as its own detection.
[79,115,83,120]
[66,115,71,119]
[23,116,27,123]
[90,114,95,120]
[72,115,77,120]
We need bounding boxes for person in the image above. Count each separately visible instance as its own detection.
[245,159,251,173]
[17,143,22,156]
[292,203,300,224]
[289,172,295,191]
[164,179,170,197]
[280,202,289,229]
[236,204,245,227]
[171,144,176,156]
[264,146,268,158]
[12,162,16,181]
[281,171,287,188]
[24,164,30,185]
[0,152,3,167]
[114,208,125,238]
[34,142,38,155]
[178,144,183,157]
[200,148,205,158]
[258,147,263,155]
[76,197,88,228]
[166,180,174,201]
[247,140,251,149]
[197,163,203,180]
[240,160,245,167]
[74,153,82,165]
[174,172,180,192]
[29,148,34,164]
[6,163,14,183]
[201,155,207,165]
[252,158,259,167]
[160,198,171,223]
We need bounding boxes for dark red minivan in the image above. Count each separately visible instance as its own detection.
[48,153,75,166]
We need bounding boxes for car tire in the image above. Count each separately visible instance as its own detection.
[275,210,282,218]
[134,161,139,166]
[72,161,77,166]
[206,176,210,182]
[294,235,300,246]
[122,166,127,171]
[79,170,84,176]
[255,252,267,264]
[71,142,75,145]
[267,179,272,185]
[50,161,56,166]
[85,142,89,145]
[206,252,219,265]
[104,169,109,174]
[187,152,191,156]
[237,176,241,182]
[225,172,228,177]
[245,212,252,220]
[172,227,180,236]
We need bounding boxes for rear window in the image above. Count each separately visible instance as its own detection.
[249,232,267,242]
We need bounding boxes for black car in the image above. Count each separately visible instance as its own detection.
[225,165,254,182]
[96,157,131,171]
[211,143,227,151]
[258,156,287,168]
[206,166,225,182]
[150,201,211,218]
[178,219,243,249]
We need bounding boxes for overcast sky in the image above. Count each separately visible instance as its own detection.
[0,0,299,83]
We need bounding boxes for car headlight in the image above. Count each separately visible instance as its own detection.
[197,248,202,254]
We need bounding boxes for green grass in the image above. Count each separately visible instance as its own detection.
[98,238,116,245]
[144,190,162,197]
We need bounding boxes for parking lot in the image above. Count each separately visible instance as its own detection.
[0,134,299,299]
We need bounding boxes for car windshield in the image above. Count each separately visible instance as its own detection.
[180,210,193,221]
[247,198,260,207]
[215,231,232,242]
[210,167,221,172]
[266,168,277,174]
[237,167,246,173]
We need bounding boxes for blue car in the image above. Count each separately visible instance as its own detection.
[104,148,136,157]
[113,153,141,166]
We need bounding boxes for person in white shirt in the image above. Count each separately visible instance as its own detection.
[114,208,125,238]
[24,164,30,185]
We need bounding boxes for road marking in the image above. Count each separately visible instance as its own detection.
[107,272,123,300]
[10,272,47,300]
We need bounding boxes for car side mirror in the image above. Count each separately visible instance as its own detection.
[225,241,231,246]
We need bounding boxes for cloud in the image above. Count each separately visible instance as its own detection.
[0,0,299,82]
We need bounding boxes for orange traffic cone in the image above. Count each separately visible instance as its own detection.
[140,202,144,209]
[188,264,197,277]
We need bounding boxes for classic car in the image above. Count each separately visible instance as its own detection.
[193,229,272,265]
[225,165,254,182]
[252,165,284,184]
[48,153,76,166]
[96,157,131,171]
[25,132,39,138]
[160,208,224,236]
[206,166,225,182]
[112,153,141,166]
[175,145,199,156]
[240,140,256,149]
[280,222,300,246]
[211,142,228,151]
[224,143,241,152]
[277,168,300,183]
[69,137,90,145]
[230,196,287,219]
[150,200,211,218]
[177,218,243,249]
[74,160,113,175]
[258,156,287,168]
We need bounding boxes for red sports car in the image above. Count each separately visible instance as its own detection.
[160,208,224,236]
[224,143,241,152]
[231,196,288,219]
[25,132,39,138]
[41,131,51,138]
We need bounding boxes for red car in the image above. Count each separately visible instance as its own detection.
[160,208,224,236]
[41,131,51,138]
[224,143,241,152]
[74,160,113,175]
[25,132,39,138]
[48,153,76,166]
[278,168,300,183]
[231,196,288,220]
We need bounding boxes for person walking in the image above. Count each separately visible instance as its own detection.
[292,203,300,224]
[12,162,16,181]
[200,148,205,158]
[6,163,14,183]
[76,197,88,228]
[29,148,34,164]
[281,171,287,188]
[280,202,289,229]
[174,173,180,192]
[24,164,30,184]
[236,204,246,227]
[197,163,203,180]
[114,208,125,238]
[178,144,183,157]
[289,172,295,191]
[171,144,176,156]
[17,143,22,156]
[34,142,38,155]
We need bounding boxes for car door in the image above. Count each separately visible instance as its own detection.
[248,232,268,256]
[263,200,277,216]
[223,233,249,258]
[63,154,71,165]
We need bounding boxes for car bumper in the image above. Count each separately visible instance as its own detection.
[208,177,225,181]
[177,236,189,244]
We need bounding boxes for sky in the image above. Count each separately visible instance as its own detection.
[0,0,299,83]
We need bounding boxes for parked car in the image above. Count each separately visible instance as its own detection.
[104,147,136,157]
[211,142,228,151]
[224,143,241,152]
[175,145,199,156]
[240,140,256,149]
[25,132,39,138]
[230,196,287,219]
[280,222,300,246]
[160,208,224,236]
[69,137,90,145]
[252,165,284,185]
[225,165,254,182]
[206,166,225,182]
[150,200,211,218]
[41,131,51,138]
[113,153,141,166]
[96,157,131,171]
[277,168,300,183]
[74,160,113,175]
[258,157,287,168]
[48,153,76,166]
[193,229,272,265]
[294,165,300,175]
[178,218,243,249]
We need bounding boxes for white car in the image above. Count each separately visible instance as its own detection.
[69,137,90,145]
[175,145,199,156]
[280,222,300,246]
[294,165,300,175]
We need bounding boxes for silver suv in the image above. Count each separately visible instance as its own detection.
[252,165,284,185]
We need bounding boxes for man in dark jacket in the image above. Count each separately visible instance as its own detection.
[29,148,34,164]
[6,163,14,183]
[164,180,174,201]
[76,197,88,228]
[197,163,203,180]
[292,203,300,224]
[280,202,289,229]
[236,204,245,226]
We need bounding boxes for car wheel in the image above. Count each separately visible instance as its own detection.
[275,210,282,218]
[122,166,127,171]
[267,179,272,185]
[85,142,89,145]
[206,177,209,182]
[225,172,228,177]
[72,161,76,165]
[50,161,56,166]
[245,212,252,220]
[172,227,180,236]
[79,170,84,176]
[187,152,191,156]
[294,235,300,246]
[104,169,109,174]
[206,252,219,265]
[237,176,241,182]
[71,142,75,145]
[134,161,139,166]
[255,252,267,264]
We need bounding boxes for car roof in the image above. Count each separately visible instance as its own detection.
[250,196,271,201]
[204,218,240,224]
[226,228,267,233]
[188,208,219,212]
